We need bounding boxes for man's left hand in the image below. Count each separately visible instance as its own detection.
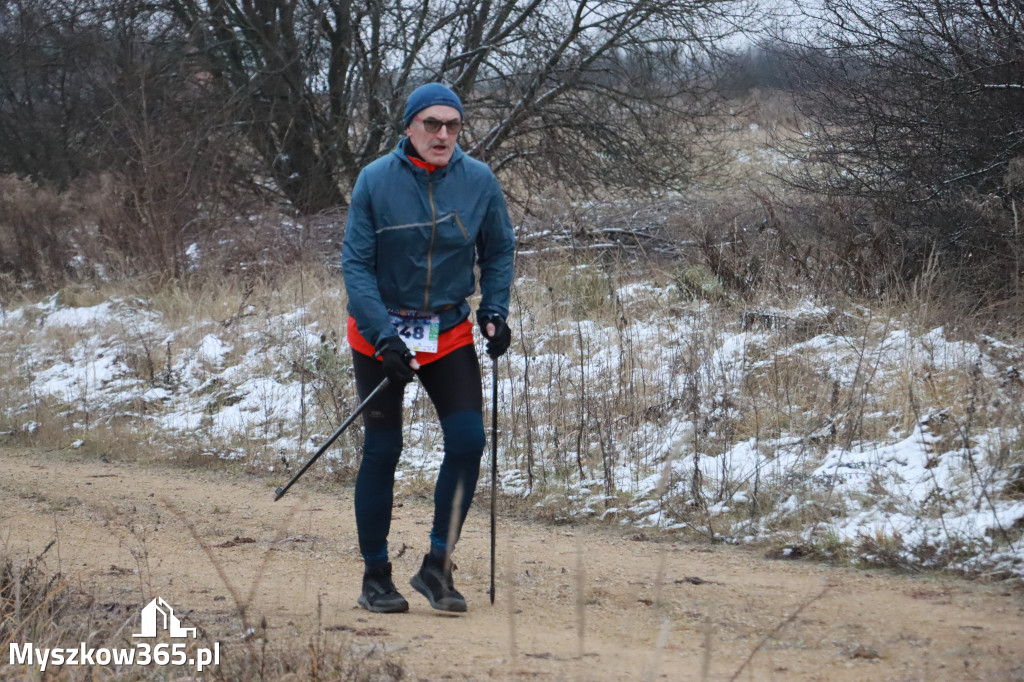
[477,313,511,358]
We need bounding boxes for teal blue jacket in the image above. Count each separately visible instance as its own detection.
[342,140,516,348]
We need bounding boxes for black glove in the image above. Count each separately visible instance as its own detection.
[477,312,511,358]
[375,335,416,384]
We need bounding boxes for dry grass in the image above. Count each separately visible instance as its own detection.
[3,250,1022,547]
[1,531,406,681]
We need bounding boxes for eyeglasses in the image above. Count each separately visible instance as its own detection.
[414,115,463,135]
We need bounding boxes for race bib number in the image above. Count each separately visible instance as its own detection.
[387,309,440,353]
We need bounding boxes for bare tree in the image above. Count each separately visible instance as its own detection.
[774,0,1024,294]
[0,0,112,184]
[159,0,755,213]
[2,0,758,218]
[0,0,256,279]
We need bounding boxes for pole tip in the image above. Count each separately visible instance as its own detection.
[274,487,284,501]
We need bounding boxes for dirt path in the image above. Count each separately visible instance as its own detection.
[1,447,1022,681]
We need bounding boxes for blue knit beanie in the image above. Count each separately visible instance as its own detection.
[403,83,464,128]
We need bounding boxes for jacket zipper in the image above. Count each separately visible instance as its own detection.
[424,181,437,310]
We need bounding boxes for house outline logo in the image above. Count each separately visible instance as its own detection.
[133,597,197,639]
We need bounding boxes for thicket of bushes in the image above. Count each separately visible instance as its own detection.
[1,0,1022,310]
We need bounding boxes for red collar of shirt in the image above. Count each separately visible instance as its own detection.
[407,155,437,173]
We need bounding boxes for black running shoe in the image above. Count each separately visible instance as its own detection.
[357,562,409,613]
[410,553,467,613]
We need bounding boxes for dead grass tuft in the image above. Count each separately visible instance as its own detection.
[2,531,406,681]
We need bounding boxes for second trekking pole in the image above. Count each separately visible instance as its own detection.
[273,377,389,501]
[490,356,498,605]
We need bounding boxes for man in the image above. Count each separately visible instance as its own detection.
[341,82,515,613]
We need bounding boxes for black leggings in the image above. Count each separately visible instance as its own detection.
[352,344,485,566]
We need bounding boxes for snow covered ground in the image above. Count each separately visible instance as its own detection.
[2,278,1022,580]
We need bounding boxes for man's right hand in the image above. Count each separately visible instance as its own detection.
[375,336,418,384]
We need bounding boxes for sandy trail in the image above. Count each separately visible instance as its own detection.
[1,447,1022,681]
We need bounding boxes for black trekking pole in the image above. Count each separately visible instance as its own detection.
[274,377,389,501]
[490,356,498,604]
